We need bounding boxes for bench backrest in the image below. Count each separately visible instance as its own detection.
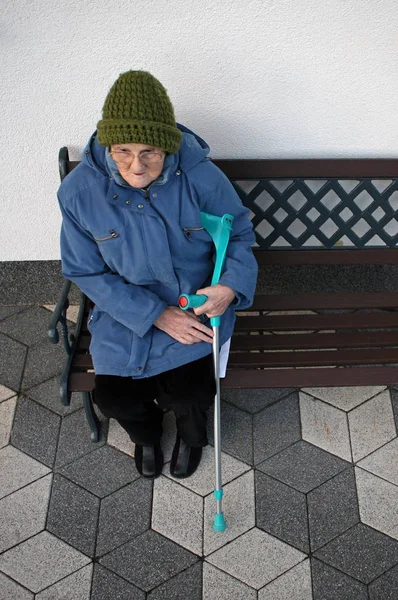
[59,149,398,265]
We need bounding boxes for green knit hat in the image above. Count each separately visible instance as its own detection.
[97,71,182,153]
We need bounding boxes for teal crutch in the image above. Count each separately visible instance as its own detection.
[178,212,234,532]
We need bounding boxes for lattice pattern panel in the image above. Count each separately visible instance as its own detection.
[233,178,398,249]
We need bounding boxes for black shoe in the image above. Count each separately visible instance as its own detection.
[170,436,202,479]
[134,443,163,479]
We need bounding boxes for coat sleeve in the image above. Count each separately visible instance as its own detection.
[191,161,258,309]
[58,193,167,337]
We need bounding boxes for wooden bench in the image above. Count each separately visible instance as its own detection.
[49,148,398,440]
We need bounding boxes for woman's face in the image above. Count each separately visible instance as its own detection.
[109,143,166,188]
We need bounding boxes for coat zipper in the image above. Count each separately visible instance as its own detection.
[94,230,120,242]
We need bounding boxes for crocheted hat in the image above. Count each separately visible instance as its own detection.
[97,71,182,153]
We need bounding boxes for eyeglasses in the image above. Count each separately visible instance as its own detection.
[109,148,165,166]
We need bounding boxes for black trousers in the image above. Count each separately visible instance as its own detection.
[93,354,216,447]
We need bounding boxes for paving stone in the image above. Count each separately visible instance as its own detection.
[152,476,203,555]
[0,474,52,553]
[96,478,153,556]
[107,417,133,456]
[358,438,398,485]
[355,467,398,540]
[204,470,255,555]
[299,392,351,461]
[369,563,398,600]
[0,307,55,346]
[0,305,32,321]
[253,392,301,465]
[0,571,33,599]
[313,523,398,584]
[166,444,250,496]
[0,332,27,392]
[390,388,398,431]
[308,467,359,552]
[55,407,106,468]
[91,564,145,600]
[0,383,17,402]
[208,401,253,464]
[11,396,61,467]
[311,557,368,600]
[21,338,67,390]
[257,441,349,493]
[0,531,90,593]
[348,390,396,461]
[255,471,309,553]
[35,563,93,599]
[162,410,178,463]
[222,387,294,414]
[258,559,312,600]
[46,474,100,557]
[59,445,140,497]
[0,445,50,499]
[202,562,256,600]
[42,303,80,325]
[26,375,83,415]
[207,527,306,590]
[0,395,17,448]
[99,530,198,592]
[148,562,203,599]
[302,386,386,411]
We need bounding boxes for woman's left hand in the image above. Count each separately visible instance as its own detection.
[193,284,236,319]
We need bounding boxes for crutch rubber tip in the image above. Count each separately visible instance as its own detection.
[213,513,227,532]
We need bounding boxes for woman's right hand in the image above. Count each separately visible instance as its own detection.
[154,306,213,345]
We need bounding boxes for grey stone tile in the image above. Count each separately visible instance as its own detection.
[253,392,301,465]
[107,417,133,456]
[0,383,17,402]
[21,338,67,390]
[207,527,306,590]
[208,401,253,464]
[202,562,256,600]
[152,476,203,555]
[358,438,398,486]
[390,388,398,431]
[369,563,398,600]
[55,408,106,468]
[11,396,61,468]
[99,530,198,592]
[0,395,17,448]
[0,474,52,553]
[162,410,178,463]
[204,470,255,555]
[348,390,396,462]
[257,441,349,493]
[299,392,351,461]
[91,564,145,600]
[313,523,398,584]
[0,306,32,321]
[0,332,27,392]
[35,563,93,599]
[148,562,203,600]
[355,467,398,540]
[96,478,152,556]
[258,559,313,600]
[255,471,309,553]
[308,468,359,552]
[46,474,100,557]
[0,307,55,346]
[26,376,83,415]
[0,446,50,500]
[0,531,90,593]
[222,387,294,414]
[311,558,368,600]
[59,445,140,498]
[302,386,386,411]
[0,572,34,599]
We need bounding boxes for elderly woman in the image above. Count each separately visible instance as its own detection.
[58,71,257,479]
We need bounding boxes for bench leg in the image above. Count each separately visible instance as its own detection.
[82,391,101,443]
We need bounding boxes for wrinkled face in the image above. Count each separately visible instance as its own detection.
[109,143,166,188]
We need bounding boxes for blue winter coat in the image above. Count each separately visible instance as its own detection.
[58,124,258,378]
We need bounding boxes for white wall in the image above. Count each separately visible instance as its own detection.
[2,0,398,261]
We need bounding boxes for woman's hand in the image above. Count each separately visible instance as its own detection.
[154,306,213,345]
[193,284,236,318]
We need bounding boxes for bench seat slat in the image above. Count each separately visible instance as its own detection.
[234,312,398,331]
[249,292,398,311]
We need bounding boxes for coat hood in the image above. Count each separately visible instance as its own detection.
[82,123,210,180]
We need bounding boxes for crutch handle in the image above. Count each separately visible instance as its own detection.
[178,293,207,309]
